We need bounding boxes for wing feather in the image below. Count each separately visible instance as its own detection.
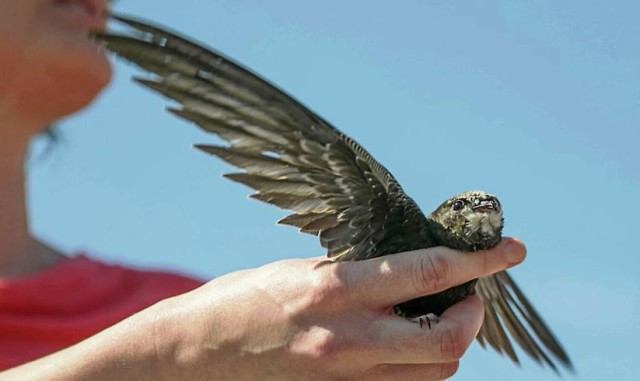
[477,273,573,372]
[97,14,427,261]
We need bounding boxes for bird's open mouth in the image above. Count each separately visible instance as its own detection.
[472,201,497,214]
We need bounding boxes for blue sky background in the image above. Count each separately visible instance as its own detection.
[28,1,638,380]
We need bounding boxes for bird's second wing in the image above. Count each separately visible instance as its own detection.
[476,272,573,372]
[95,14,432,261]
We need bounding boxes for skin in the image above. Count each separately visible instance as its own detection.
[0,0,111,277]
[0,1,527,379]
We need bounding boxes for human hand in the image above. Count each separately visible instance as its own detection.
[152,238,526,380]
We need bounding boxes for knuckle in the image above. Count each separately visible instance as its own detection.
[439,328,467,361]
[305,266,348,310]
[413,253,451,293]
[305,328,343,364]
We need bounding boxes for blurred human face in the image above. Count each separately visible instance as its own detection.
[0,0,112,128]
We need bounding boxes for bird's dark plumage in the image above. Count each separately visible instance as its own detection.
[95,14,572,372]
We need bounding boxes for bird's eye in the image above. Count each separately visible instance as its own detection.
[452,200,465,211]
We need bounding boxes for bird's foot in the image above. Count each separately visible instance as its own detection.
[409,313,440,329]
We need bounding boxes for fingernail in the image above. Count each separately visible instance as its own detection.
[504,240,525,265]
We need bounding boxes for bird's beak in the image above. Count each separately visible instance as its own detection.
[472,200,498,213]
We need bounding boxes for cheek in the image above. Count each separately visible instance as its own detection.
[3,15,112,120]
[488,213,503,229]
[446,213,467,233]
[462,212,480,229]
[16,49,112,120]
[0,1,113,128]
[0,2,110,80]
[0,2,36,58]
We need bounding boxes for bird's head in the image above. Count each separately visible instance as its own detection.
[427,190,503,251]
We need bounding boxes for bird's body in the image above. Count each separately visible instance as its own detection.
[96,15,572,372]
[395,190,503,318]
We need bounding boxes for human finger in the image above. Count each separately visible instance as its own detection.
[344,237,525,308]
[362,361,459,381]
[368,295,485,364]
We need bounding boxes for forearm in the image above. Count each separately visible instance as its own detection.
[0,301,170,381]
[0,241,526,381]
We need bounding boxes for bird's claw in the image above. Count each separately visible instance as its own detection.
[409,313,440,329]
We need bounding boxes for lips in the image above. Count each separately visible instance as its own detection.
[52,0,107,31]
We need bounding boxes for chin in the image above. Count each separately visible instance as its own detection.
[1,4,113,127]
[33,43,113,121]
[60,50,112,114]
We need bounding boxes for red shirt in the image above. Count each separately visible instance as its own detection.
[0,255,203,371]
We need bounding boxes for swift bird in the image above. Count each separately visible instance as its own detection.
[95,14,572,372]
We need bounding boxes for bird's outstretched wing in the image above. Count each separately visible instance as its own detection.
[95,15,572,373]
[476,272,573,372]
[96,14,433,261]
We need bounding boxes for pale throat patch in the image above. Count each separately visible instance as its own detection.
[464,210,503,236]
